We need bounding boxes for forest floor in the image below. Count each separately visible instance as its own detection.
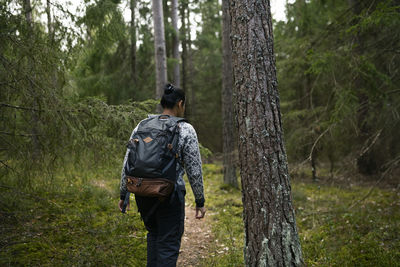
[0,161,399,266]
[177,205,213,267]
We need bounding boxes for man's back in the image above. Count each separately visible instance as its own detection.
[119,114,205,208]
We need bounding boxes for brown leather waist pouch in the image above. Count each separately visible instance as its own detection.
[126,176,174,200]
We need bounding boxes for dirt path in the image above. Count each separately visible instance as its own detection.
[177,204,214,267]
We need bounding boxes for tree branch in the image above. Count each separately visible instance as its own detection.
[0,131,41,137]
[308,124,335,161]
[0,102,42,112]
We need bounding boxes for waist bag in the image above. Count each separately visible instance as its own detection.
[124,115,187,201]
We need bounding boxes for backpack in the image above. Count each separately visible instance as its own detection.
[123,114,187,200]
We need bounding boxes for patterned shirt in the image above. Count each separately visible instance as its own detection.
[119,114,205,207]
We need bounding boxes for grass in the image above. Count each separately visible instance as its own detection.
[0,160,147,266]
[294,182,399,266]
[1,160,399,266]
[184,164,244,267]
[185,163,400,267]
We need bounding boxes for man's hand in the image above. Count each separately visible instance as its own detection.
[195,206,206,219]
[118,199,130,212]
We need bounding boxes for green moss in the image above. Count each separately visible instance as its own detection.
[184,164,245,267]
[0,164,147,266]
[186,164,399,266]
[293,182,400,266]
[1,162,398,266]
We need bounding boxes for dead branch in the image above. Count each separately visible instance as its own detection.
[0,102,88,114]
[308,124,335,161]
[0,160,21,175]
[0,102,42,112]
[359,129,382,157]
[0,131,41,137]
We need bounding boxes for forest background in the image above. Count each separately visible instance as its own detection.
[1,0,399,266]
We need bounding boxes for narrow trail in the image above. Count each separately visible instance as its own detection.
[177,204,214,267]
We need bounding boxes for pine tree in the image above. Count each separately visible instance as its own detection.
[222,0,237,187]
[171,0,180,87]
[229,0,304,265]
[152,0,167,112]
[130,0,137,83]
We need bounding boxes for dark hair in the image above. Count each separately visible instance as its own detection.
[160,83,185,109]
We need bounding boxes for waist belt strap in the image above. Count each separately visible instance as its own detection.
[121,192,130,214]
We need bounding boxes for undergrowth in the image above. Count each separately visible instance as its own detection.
[185,164,400,267]
[1,161,398,266]
[0,157,147,266]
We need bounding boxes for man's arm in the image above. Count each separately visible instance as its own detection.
[181,123,205,210]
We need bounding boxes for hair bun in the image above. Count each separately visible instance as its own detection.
[164,83,174,95]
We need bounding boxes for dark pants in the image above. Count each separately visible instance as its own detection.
[135,190,185,267]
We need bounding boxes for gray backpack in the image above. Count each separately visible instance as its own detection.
[123,114,187,200]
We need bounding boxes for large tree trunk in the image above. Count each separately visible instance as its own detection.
[222,0,237,188]
[130,0,137,83]
[152,0,167,112]
[171,0,180,87]
[229,1,304,266]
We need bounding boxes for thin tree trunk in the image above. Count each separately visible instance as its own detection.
[180,0,189,115]
[130,0,137,83]
[163,0,171,59]
[311,150,317,182]
[46,0,58,90]
[23,0,32,26]
[229,1,304,265]
[23,0,40,159]
[152,0,168,112]
[186,5,195,119]
[222,0,237,188]
[46,0,53,41]
[171,0,180,87]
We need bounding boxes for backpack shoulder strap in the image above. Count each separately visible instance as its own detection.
[170,115,188,123]
[136,116,154,131]
[157,115,188,127]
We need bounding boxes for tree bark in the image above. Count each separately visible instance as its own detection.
[222,0,237,188]
[163,0,171,59]
[171,0,180,87]
[180,0,189,115]
[23,0,33,26]
[152,0,167,112]
[229,1,304,266]
[186,5,195,120]
[46,0,53,41]
[46,0,58,90]
[130,0,137,83]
